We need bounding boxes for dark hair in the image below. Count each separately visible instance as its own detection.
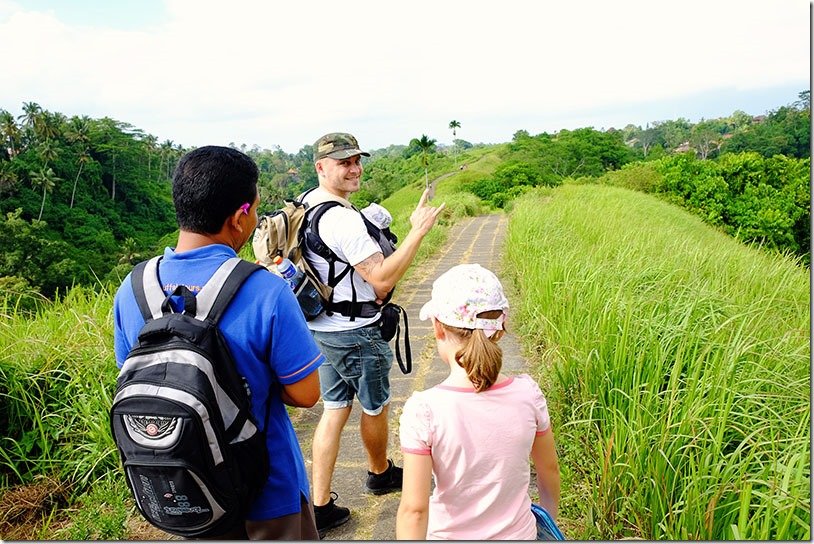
[172,146,258,234]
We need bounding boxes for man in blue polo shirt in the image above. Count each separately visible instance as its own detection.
[113,145,323,540]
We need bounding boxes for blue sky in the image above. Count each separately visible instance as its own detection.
[0,0,809,153]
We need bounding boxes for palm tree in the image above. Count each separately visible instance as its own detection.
[66,116,91,146]
[143,134,158,178]
[93,116,125,199]
[70,151,91,208]
[0,162,18,192]
[111,151,117,200]
[160,139,175,180]
[410,134,437,191]
[38,139,59,166]
[19,101,43,149]
[448,120,461,166]
[30,167,60,221]
[448,120,460,138]
[38,111,64,142]
[0,110,21,157]
[19,101,42,130]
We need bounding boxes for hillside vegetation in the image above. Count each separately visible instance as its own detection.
[505,184,809,539]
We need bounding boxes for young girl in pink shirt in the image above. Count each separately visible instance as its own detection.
[396,264,561,540]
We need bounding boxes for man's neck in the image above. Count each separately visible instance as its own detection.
[175,230,233,253]
[318,183,351,201]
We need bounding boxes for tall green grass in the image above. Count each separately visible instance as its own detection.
[505,184,810,540]
[0,286,120,489]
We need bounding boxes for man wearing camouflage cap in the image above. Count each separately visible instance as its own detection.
[303,132,445,536]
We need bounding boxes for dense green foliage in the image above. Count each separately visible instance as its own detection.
[460,91,810,262]
[657,152,810,259]
[0,104,178,298]
[0,104,488,303]
[4,92,805,303]
[581,152,810,263]
[506,185,809,539]
[466,127,636,207]
[722,92,810,159]
[619,91,810,161]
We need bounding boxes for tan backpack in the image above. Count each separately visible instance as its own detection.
[251,190,347,318]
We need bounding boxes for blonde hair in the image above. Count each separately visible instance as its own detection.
[441,310,505,392]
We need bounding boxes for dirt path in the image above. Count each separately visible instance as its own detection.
[291,212,533,540]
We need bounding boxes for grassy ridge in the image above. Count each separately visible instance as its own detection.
[504,184,810,539]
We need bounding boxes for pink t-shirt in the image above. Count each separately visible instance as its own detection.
[399,374,551,540]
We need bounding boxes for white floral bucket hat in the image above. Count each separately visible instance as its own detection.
[419,263,509,338]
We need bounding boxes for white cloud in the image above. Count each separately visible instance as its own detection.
[0,0,808,152]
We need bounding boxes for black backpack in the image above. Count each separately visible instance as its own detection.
[110,256,268,538]
[252,191,412,373]
[252,188,397,321]
[302,198,397,320]
[304,201,413,374]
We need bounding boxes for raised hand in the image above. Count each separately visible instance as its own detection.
[410,188,446,236]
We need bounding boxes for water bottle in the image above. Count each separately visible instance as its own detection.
[272,256,324,319]
[273,256,304,290]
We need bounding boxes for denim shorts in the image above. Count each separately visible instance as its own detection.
[312,325,393,415]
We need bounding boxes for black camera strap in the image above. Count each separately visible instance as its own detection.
[379,303,411,374]
[393,305,411,374]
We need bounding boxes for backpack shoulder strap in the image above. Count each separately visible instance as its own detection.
[304,200,357,286]
[306,200,346,239]
[194,257,264,323]
[302,190,359,256]
[295,185,318,204]
[300,187,354,210]
[130,256,166,323]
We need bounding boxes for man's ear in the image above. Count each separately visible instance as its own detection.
[226,208,245,234]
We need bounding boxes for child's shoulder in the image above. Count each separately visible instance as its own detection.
[511,373,539,388]
[402,387,447,423]
[404,387,438,409]
[509,374,546,397]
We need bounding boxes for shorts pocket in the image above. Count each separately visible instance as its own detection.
[316,334,363,379]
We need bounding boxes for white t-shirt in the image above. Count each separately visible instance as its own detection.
[302,189,383,332]
[399,374,551,540]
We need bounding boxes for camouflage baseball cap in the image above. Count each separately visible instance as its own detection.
[313,132,371,162]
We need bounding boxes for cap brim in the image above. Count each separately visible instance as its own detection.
[418,299,435,321]
[324,149,370,160]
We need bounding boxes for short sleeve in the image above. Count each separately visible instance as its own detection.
[399,393,433,455]
[517,374,551,435]
[318,207,381,266]
[266,280,324,384]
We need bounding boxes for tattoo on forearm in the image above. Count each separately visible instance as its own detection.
[355,252,384,277]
